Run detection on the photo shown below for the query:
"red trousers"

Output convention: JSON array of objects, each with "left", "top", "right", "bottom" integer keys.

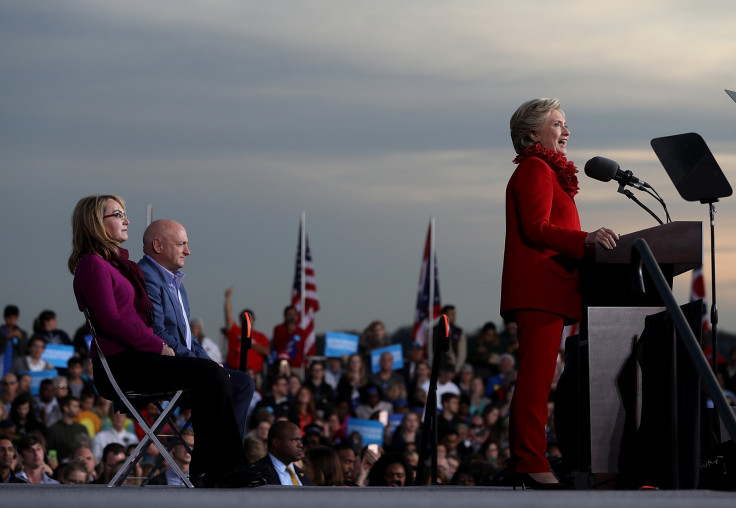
[{"left": 508, "top": 310, "right": 563, "bottom": 473}]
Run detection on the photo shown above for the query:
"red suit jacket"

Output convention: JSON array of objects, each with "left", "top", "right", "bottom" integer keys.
[{"left": 500, "top": 156, "right": 588, "bottom": 323}]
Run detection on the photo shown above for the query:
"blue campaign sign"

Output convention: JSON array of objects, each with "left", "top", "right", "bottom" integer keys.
[
  {"left": 42, "top": 344, "right": 75, "bottom": 368},
  {"left": 387, "top": 413, "right": 403, "bottom": 438},
  {"left": 324, "top": 331, "right": 359, "bottom": 358},
  {"left": 21, "top": 370, "right": 58, "bottom": 396},
  {"left": 346, "top": 418, "right": 384, "bottom": 446},
  {"left": 370, "top": 344, "right": 404, "bottom": 374}
]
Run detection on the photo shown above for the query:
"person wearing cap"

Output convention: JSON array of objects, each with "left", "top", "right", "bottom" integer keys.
[{"left": 355, "top": 384, "right": 393, "bottom": 420}]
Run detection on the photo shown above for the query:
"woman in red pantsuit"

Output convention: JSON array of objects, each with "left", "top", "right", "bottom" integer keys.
[{"left": 500, "top": 98, "right": 618, "bottom": 489}]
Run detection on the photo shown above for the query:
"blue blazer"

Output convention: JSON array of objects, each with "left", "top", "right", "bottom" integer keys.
[{"left": 138, "top": 255, "right": 209, "bottom": 360}]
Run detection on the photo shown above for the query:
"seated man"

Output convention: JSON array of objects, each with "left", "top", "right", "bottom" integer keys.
[
  {"left": 91, "top": 442, "right": 126, "bottom": 485},
  {"left": 92, "top": 410, "right": 139, "bottom": 461},
  {"left": 0, "top": 436, "right": 26, "bottom": 483},
  {"left": 249, "top": 421, "right": 312, "bottom": 486},
  {"left": 45, "top": 395, "right": 91, "bottom": 465},
  {"left": 138, "top": 219, "right": 254, "bottom": 438},
  {"left": 15, "top": 434, "right": 59, "bottom": 484}
]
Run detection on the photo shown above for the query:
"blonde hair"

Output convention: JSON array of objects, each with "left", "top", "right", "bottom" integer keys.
[
  {"left": 509, "top": 98, "right": 563, "bottom": 154},
  {"left": 68, "top": 194, "right": 126, "bottom": 274}
]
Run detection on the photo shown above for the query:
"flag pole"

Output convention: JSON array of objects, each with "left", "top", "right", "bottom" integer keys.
[
  {"left": 146, "top": 204, "right": 153, "bottom": 227},
  {"left": 300, "top": 210, "right": 306, "bottom": 325},
  {"left": 428, "top": 216, "right": 435, "bottom": 364}
]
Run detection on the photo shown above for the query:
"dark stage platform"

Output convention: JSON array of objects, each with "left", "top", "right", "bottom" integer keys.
[{"left": 1, "top": 484, "right": 735, "bottom": 508}]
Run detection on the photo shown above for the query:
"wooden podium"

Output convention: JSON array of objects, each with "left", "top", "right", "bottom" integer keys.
[{"left": 557, "top": 221, "right": 703, "bottom": 488}]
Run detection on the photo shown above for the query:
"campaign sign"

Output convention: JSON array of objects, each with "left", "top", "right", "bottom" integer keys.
[
  {"left": 346, "top": 418, "right": 384, "bottom": 446},
  {"left": 42, "top": 344, "right": 75, "bottom": 368},
  {"left": 370, "top": 344, "right": 404, "bottom": 374},
  {"left": 388, "top": 413, "right": 404, "bottom": 437},
  {"left": 21, "top": 370, "right": 58, "bottom": 396},
  {"left": 324, "top": 331, "right": 359, "bottom": 358}
]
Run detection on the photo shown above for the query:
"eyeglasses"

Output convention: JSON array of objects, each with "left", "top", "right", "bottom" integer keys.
[
  {"left": 2, "top": 380, "right": 17, "bottom": 386},
  {"left": 56, "top": 385, "right": 69, "bottom": 390},
  {"left": 103, "top": 211, "right": 128, "bottom": 220}
]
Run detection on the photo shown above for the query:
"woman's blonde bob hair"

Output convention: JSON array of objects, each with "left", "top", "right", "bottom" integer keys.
[
  {"left": 509, "top": 98, "right": 563, "bottom": 155},
  {"left": 68, "top": 194, "right": 126, "bottom": 274}
]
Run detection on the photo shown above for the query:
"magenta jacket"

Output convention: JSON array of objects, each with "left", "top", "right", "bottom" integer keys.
[{"left": 73, "top": 253, "right": 165, "bottom": 357}]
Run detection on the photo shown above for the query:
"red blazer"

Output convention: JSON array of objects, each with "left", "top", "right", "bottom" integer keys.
[{"left": 500, "top": 156, "right": 588, "bottom": 322}]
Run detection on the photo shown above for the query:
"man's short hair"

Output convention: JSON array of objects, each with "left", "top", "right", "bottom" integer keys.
[
  {"left": 39, "top": 310, "right": 56, "bottom": 324},
  {"left": 67, "top": 357, "right": 83, "bottom": 369},
  {"left": 283, "top": 305, "right": 296, "bottom": 318},
  {"left": 441, "top": 305, "right": 456, "bottom": 314},
  {"left": 17, "top": 434, "right": 44, "bottom": 455},
  {"left": 29, "top": 335, "right": 47, "bottom": 348},
  {"left": 441, "top": 392, "right": 459, "bottom": 405},
  {"left": 59, "top": 395, "right": 79, "bottom": 410},
  {"left": 482, "top": 322, "right": 497, "bottom": 333},
  {"left": 267, "top": 420, "right": 297, "bottom": 446},
  {"left": 4, "top": 305, "right": 19, "bottom": 319},
  {"left": 101, "top": 443, "right": 126, "bottom": 463}
]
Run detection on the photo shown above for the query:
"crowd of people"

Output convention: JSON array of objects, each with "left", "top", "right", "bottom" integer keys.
[{"left": 0, "top": 295, "right": 555, "bottom": 487}]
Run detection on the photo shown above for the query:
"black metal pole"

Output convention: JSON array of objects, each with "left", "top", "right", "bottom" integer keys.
[
  {"left": 239, "top": 311, "right": 252, "bottom": 373},
  {"left": 416, "top": 314, "right": 450, "bottom": 485},
  {"left": 631, "top": 238, "right": 736, "bottom": 447},
  {"left": 708, "top": 202, "right": 719, "bottom": 377}
]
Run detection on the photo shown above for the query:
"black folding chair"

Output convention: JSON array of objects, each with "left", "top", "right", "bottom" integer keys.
[{"left": 84, "top": 309, "right": 194, "bottom": 487}]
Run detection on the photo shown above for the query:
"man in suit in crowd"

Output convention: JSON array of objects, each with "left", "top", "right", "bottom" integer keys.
[
  {"left": 138, "top": 219, "right": 254, "bottom": 438},
  {"left": 250, "top": 420, "right": 312, "bottom": 486}
]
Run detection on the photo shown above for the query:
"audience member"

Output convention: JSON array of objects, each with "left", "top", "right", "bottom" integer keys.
[
  {"left": 189, "top": 318, "right": 223, "bottom": 364},
  {"left": 467, "top": 322, "right": 503, "bottom": 380},
  {"left": 402, "top": 342, "right": 426, "bottom": 386},
  {"left": 92, "top": 442, "right": 126, "bottom": 485},
  {"left": 303, "top": 445, "right": 343, "bottom": 486},
  {"left": 45, "top": 395, "right": 91, "bottom": 465},
  {"left": 272, "top": 306, "right": 306, "bottom": 373},
  {"left": 92, "top": 410, "right": 139, "bottom": 460},
  {"left": 149, "top": 429, "right": 194, "bottom": 486},
  {"left": 323, "top": 357, "right": 343, "bottom": 391},
  {"left": 1, "top": 373, "right": 18, "bottom": 415},
  {"left": 420, "top": 365, "right": 460, "bottom": 412},
  {"left": 9, "top": 393, "right": 46, "bottom": 437},
  {"left": 437, "top": 393, "right": 461, "bottom": 439},
  {"left": 11, "top": 335, "right": 54, "bottom": 374},
  {"left": 291, "top": 386, "right": 318, "bottom": 433},
  {"left": 355, "top": 385, "right": 393, "bottom": 420},
  {"left": 334, "top": 442, "right": 358, "bottom": 486},
  {"left": 34, "top": 378, "right": 61, "bottom": 427},
  {"left": 0, "top": 435, "right": 25, "bottom": 483},
  {"left": 249, "top": 420, "right": 312, "bottom": 485},
  {"left": 66, "top": 357, "right": 94, "bottom": 399},
  {"left": 71, "top": 445, "right": 97, "bottom": 481},
  {"left": 366, "top": 452, "right": 412, "bottom": 486},
  {"left": 358, "top": 321, "right": 391, "bottom": 365},
  {"left": 256, "top": 376, "right": 292, "bottom": 420},
  {"left": 369, "top": 351, "right": 405, "bottom": 396},
  {"left": 337, "top": 353, "right": 368, "bottom": 410},
  {"left": 456, "top": 363, "right": 474, "bottom": 395},
  {"left": 304, "top": 360, "right": 335, "bottom": 417},
  {"left": 60, "top": 458, "right": 91, "bottom": 484},
  {"left": 390, "top": 411, "right": 421, "bottom": 453},
  {"left": 1, "top": 305, "right": 29, "bottom": 373},
  {"left": 34, "top": 310, "right": 72, "bottom": 346},
  {"left": 15, "top": 434, "right": 59, "bottom": 484}
]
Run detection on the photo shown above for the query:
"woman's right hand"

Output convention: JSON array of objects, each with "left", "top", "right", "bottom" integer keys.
[
  {"left": 161, "top": 344, "right": 175, "bottom": 356},
  {"left": 585, "top": 227, "right": 619, "bottom": 250}
]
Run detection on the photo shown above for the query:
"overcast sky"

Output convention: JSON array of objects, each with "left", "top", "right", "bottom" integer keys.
[{"left": 3, "top": 0, "right": 736, "bottom": 350}]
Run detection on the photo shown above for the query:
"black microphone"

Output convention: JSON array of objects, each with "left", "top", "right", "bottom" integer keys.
[{"left": 584, "top": 156, "right": 649, "bottom": 189}]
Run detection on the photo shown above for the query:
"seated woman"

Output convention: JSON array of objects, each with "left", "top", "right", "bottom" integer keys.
[{"left": 68, "top": 194, "right": 253, "bottom": 488}]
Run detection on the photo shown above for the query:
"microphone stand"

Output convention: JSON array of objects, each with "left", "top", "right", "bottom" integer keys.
[
  {"left": 239, "top": 312, "right": 252, "bottom": 373},
  {"left": 416, "top": 314, "right": 449, "bottom": 486},
  {"left": 617, "top": 177, "right": 671, "bottom": 226},
  {"left": 702, "top": 200, "right": 720, "bottom": 376}
]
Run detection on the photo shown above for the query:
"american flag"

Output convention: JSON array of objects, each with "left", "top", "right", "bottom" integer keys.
[
  {"left": 292, "top": 213, "right": 320, "bottom": 361},
  {"left": 413, "top": 219, "right": 441, "bottom": 348},
  {"left": 690, "top": 265, "right": 708, "bottom": 333}
]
